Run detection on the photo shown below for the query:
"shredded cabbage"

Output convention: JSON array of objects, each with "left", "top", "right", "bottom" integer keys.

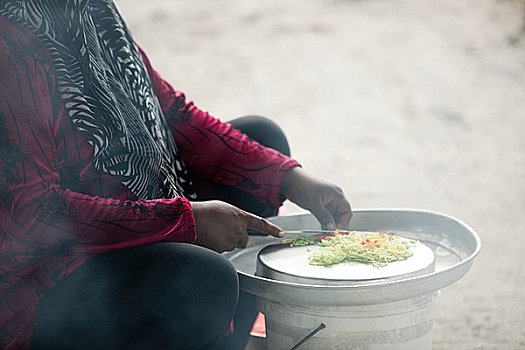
[{"left": 288, "top": 232, "right": 416, "bottom": 268}]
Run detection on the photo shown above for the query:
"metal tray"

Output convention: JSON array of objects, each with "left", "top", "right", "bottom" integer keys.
[{"left": 222, "top": 209, "right": 481, "bottom": 306}]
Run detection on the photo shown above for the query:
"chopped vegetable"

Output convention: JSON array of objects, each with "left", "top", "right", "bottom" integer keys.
[
  {"left": 287, "top": 235, "right": 316, "bottom": 247},
  {"left": 287, "top": 232, "right": 416, "bottom": 268}
]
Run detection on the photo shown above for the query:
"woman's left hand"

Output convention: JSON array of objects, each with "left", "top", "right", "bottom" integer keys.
[{"left": 281, "top": 167, "right": 352, "bottom": 230}]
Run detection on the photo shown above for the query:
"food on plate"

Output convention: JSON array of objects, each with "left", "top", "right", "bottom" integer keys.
[{"left": 285, "top": 231, "right": 416, "bottom": 268}]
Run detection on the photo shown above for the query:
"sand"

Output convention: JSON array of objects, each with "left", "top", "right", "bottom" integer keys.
[{"left": 117, "top": 0, "right": 525, "bottom": 348}]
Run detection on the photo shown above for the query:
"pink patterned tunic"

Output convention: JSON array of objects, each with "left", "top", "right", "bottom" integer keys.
[{"left": 0, "top": 17, "right": 299, "bottom": 349}]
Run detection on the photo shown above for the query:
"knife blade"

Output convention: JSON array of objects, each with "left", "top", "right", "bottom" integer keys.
[{"left": 247, "top": 229, "right": 345, "bottom": 236}]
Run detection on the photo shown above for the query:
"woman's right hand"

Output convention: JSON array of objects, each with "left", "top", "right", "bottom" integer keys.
[{"left": 191, "top": 200, "right": 284, "bottom": 253}]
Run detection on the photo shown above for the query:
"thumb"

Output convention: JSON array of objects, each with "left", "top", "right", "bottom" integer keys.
[{"left": 311, "top": 206, "right": 336, "bottom": 230}]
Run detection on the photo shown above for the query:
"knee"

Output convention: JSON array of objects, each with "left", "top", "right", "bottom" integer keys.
[
  {"left": 229, "top": 115, "right": 291, "bottom": 156},
  {"left": 186, "top": 244, "right": 239, "bottom": 298},
  {"left": 154, "top": 243, "right": 239, "bottom": 313},
  {"left": 138, "top": 243, "right": 239, "bottom": 301},
  {"left": 131, "top": 244, "right": 239, "bottom": 348},
  {"left": 159, "top": 243, "right": 237, "bottom": 287}
]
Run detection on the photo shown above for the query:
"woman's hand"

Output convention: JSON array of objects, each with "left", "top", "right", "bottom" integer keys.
[
  {"left": 281, "top": 167, "right": 352, "bottom": 230},
  {"left": 191, "top": 200, "right": 284, "bottom": 253}
]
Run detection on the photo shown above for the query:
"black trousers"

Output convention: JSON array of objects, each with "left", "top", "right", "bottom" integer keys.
[{"left": 31, "top": 116, "right": 291, "bottom": 350}]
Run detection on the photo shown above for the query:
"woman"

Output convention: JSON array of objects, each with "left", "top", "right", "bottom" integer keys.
[{"left": 0, "top": 1, "right": 352, "bottom": 349}]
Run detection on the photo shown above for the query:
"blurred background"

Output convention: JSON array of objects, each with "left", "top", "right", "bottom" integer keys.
[{"left": 117, "top": 0, "right": 525, "bottom": 349}]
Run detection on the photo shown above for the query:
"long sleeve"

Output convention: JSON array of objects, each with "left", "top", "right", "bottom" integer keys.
[
  {"left": 0, "top": 20, "right": 195, "bottom": 349},
  {"left": 0, "top": 42, "right": 196, "bottom": 254},
  {"left": 140, "top": 49, "right": 301, "bottom": 210}
]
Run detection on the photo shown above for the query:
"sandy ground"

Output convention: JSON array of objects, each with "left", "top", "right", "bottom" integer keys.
[{"left": 117, "top": 0, "right": 525, "bottom": 349}]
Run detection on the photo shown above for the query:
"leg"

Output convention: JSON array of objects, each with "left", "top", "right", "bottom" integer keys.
[{"left": 31, "top": 243, "right": 238, "bottom": 350}]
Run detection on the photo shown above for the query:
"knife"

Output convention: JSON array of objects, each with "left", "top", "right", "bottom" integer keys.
[{"left": 247, "top": 229, "right": 346, "bottom": 236}]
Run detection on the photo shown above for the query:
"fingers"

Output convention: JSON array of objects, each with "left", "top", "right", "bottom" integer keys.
[
  {"left": 313, "top": 190, "right": 352, "bottom": 230},
  {"left": 336, "top": 209, "right": 352, "bottom": 229},
  {"left": 312, "top": 205, "right": 337, "bottom": 230},
  {"left": 333, "top": 197, "right": 353, "bottom": 229},
  {"left": 244, "top": 211, "right": 284, "bottom": 238}
]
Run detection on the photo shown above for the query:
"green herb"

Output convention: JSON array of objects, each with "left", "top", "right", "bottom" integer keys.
[{"left": 287, "top": 235, "right": 316, "bottom": 247}]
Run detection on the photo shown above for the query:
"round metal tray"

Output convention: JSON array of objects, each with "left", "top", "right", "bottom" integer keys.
[{"left": 222, "top": 209, "right": 481, "bottom": 306}]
